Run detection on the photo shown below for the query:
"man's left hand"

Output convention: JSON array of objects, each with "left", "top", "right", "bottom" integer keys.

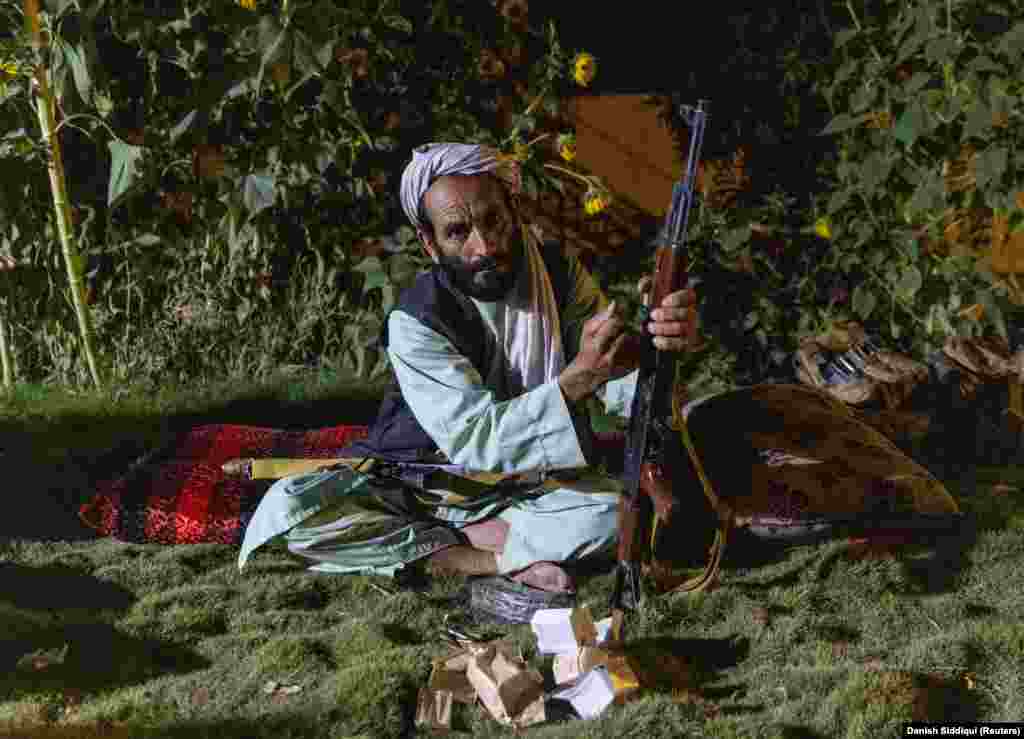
[{"left": 638, "top": 276, "right": 701, "bottom": 352}]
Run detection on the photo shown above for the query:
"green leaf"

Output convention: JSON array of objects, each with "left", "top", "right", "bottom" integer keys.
[
  {"left": 45, "top": 0, "right": 78, "bottom": 14},
  {"left": 893, "top": 103, "right": 927, "bottom": 146},
  {"left": 242, "top": 173, "right": 276, "bottom": 217},
  {"left": 819, "top": 112, "right": 871, "bottom": 136},
  {"left": 290, "top": 30, "right": 322, "bottom": 79},
  {"left": 133, "top": 234, "right": 161, "bottom": 247},
  {"left": 897, "top": 29, "right": 926, "bottom": 61},
  {"left": 169, "top": 111, "right": 198, "bottom": 145},
  {"left": 962, "top": 99, "right": 992, "bottom": 142},
  {"left": 106, "top": 139, "right": 146, "bottom": 208},
  {"left": 828, "top": 188, "right": 850, "bottom": 213},
  {"left": 852, "top": 284, "right": 878, "bottom": 319},
  {"left": 862, "top": 151, "right": 894, "bottom": 192},
  {"left": 382, "top": 14, "right": 413, "bottom": 34},
  {"left": 236, "top": 298, "right": 252, "bottom": 326},
  {"left": 315, "top": 39, "right": 336, "bottom": 69},
  {"left": 906, "top": 177, "right": 944, "bottom": 216},
  {"left": 840, "top": 252, "right": 861, "bottom": 271},
  {"left": 62, "top": 42, "right": 95, "bottom": 108},
  {"left": 897, "top": 265, "right": 923, "bottom": 298},
  {"left": 924, "top": 36, "right": 958, "bottom": 65},
  {"left": 996, "top": 22, "right": 1024, "bottom": 62},
  {"left": 720, "top": 225, "right": 751, "bottom": 253},
  {"left": 849, "top": 85, "right": 876, "bottom": 113},
  {"left": 352, "top": 256, "right": 388, "bottom": 291},
  {"left": 903, "top": 71, "right": 934, "bottom": 95},
  {"left": 380, "top": 284, "right": 396, "bottom": 313},
  {"left": 387, "top": 253, "right": 418, "bottom": 287},
  {"left": 1009, "top": 210, "right": 1024, "bottom": 235},
  {"left": 966, "top": 55, "right": 1003, "bottom": 74},
  {"left": 974, "top": 146, "right": 1008, "bottom": 191},
  {"left": 978, "top": 290, "right": 1008, "bottom": 340},
  {"left": 395, "top": 225, "right": 417, "bottom": 245},
  {"left": 835, "top": 28, "right": 858, "bottom": 47}
]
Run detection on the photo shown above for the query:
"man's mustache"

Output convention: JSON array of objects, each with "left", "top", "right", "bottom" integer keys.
[
  {"left": 470, "top": 256, "right": 502, "bottom": 272},
  {"left": 442, "top": 255, "right": 503, "bottom": 274}
]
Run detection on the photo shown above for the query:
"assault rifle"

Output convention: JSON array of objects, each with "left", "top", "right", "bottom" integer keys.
[{"left": 609, "top": 99, "right": 719, "bottom": 642}]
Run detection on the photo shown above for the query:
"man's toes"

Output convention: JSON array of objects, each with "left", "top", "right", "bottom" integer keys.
[{"left": 509, "top": 562, "right": 575, "bottom": 593}]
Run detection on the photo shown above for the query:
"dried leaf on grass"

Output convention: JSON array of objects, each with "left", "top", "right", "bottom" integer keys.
[
  {"left": 191, "top": 687, "right": 211, "bottom": 706},
  {"left": 751, "top": 607, "right": 771, "bottom": 628},
  {"left": 62, "top": 688, "right": 83, "bottom": 716},
  {"left": 16, "top": 643, "right": 69, "bottom": 671},
  {"left": 262, "top": 680, "right": 304, "bottom": 702},
  {"left": 846, "top": 533, "right": 912, "bottom": 560}
]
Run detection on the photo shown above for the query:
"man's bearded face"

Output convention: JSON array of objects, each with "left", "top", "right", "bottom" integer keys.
[{"left": 419, "top": 174, "right": 525, "bottom": 302}]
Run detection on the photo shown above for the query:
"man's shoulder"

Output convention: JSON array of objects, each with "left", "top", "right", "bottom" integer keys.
[{"left": 395, "top": 265, "right": 449, "bottom": 311}]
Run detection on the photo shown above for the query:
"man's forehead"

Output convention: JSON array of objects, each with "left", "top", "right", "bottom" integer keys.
[{"left": 425, "top": 174, "right": 506, "bottom": 219}]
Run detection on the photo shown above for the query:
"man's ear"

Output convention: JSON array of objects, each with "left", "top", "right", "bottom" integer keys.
[{"left": 417, "top": 229, "right": 438, "bottom": 262}]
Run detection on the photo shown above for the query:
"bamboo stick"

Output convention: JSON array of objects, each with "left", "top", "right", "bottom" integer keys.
[{"left": 24, "top": 0, "right": 103, "bottom": 389}]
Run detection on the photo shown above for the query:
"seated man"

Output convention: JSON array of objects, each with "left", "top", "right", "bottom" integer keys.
[
  {"left": 238, "top": 143, "right": 959, "bottom": 590},
  {"left": 368, "top": 142, "right": 699, "bottom": 592}
]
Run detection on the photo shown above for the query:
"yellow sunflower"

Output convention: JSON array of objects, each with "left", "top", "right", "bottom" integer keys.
[
  {"left": 583, "top": 190, "right": 609, "bottom": 216},
  {"left": 572, "top": 52, "right": 597, "bottom": 87},
  {"left": 557, "top": 133, "right": 577, "bottom": 163}
]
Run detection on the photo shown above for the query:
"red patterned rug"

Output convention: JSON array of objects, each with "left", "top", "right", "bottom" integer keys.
[
  {"left": 79, "top": 424, "right": 371, "bottom": 546},
  {"left": 78, "top": 425, "right": 628, "bottom": 547}
]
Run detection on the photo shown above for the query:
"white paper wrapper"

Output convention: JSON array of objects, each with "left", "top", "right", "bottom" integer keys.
[
  {"left": 531, "top": 605, "right": 598, "bottom": 654},
  {"left": 550, "top": 666, "right": 615, "bottom": 719}
]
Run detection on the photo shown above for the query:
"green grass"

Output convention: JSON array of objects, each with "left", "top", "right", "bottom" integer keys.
[{"left": 1, "top": 373, "right": 1023, "bottom": 738}]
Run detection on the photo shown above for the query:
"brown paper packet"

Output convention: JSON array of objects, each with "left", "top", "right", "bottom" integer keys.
[
  {"left": 465, "top": 643, "right": 546, "bottom": 727},
  {"left": 415, "top": 687, "right": 453, "bottom": 731},
  {"left": 429, "top": 651, "right": 476, "bottom": 704}
]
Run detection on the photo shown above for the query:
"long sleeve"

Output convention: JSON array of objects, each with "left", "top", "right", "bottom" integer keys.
[
  {"left": 387, "top": 309, "right": 588, "bottom": 474},
  {"left": 558, "top": 250, "right": 638, "bottom": 418}
]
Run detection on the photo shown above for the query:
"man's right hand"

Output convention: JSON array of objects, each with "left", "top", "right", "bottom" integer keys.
[{"left": 559, "top": 301, "right": 641, "bottom": 404}]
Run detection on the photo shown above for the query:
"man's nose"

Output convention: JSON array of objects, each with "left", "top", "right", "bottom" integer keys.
[{"left": 467, "top": 226, "right": 504, "bottom": 259}]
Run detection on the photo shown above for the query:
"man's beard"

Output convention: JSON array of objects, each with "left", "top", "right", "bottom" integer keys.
[{"left": 438, "top": 233, "right": 525, "bottom": 302}]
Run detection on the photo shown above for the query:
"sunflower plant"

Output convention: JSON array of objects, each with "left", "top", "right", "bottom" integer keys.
[
  {"left": 647, "top": 0, "right": 1024, "bottom": 392},
  {"left": 0, "top": 0, "right": 619, "bottom": 388},
  {"left": 814, "top": 0, "right": 1024, "bottom": 356}
]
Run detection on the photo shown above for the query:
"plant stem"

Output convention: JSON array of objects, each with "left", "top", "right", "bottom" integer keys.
[
  {"left": 53, "top": 112, "right": 125, "bottom": 143},
  {"left": 25, "top": 0, "right": 103, "bottom": 389},
  {"left": 0, "top": 301, "right": 12, "bottom": 389},
  {"left": 522, "top": 88, "right": 547, "bottom": 118},
  {"left": 845, "top": 0, "right": 884, "bottom": 63},
  {"left": 542, "top": 162, "right": 593, "bottom": 188}
]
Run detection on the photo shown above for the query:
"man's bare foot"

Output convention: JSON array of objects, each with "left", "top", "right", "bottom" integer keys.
[
  {"left": 425, "top": 545, "right": 498, "bottom": 576},
  {"left": 509, "top": 561, "right": 574, "bottom": 593}
]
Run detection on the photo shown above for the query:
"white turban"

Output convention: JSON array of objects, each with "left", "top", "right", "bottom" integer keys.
[{"left": 399, "top": 142, "right": 522, "bottom": 230}]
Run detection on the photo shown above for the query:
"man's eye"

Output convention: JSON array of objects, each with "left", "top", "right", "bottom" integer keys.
[{"left": 448, "top": 225, "right": 469, "bottom": 240}]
